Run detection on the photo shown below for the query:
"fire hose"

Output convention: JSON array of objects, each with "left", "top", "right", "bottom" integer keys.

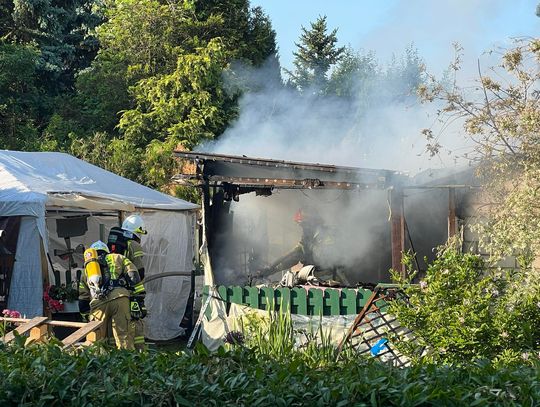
[{"left": 136, "top": 271, "right": 213, "bottom": 349}]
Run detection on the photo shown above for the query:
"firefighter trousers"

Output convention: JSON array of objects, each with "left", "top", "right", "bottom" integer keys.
[
  {"left": 130, "top": 319, "right": 145, "bottom": 351},
  {"left": 91, "top": 296, "right": 134, "bottom": 350}
]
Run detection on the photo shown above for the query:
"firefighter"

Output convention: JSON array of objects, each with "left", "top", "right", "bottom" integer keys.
[
  {"left": 107, "top": 214, "right": 147, "bottom": 350},
  {"left": 259, "top": 207, "right": 329, "bottom": 276},
  {"left": 78, "top": 241, "right": 141, "bottom": 350}
]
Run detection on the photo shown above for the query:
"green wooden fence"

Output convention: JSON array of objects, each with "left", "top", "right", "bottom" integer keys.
[{"left": 202, "top": 285, "right": 374, "bottom": 317}]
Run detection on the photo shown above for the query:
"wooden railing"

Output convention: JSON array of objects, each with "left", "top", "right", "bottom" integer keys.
[
  {"left": 0, "top": 316, "right": 103, "bottom": 348},
  {"left": 203, "top": 285, "right": 375, "bottom": 317}
]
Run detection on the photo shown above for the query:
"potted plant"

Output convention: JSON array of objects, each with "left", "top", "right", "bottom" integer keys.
[{"left": 44, "top": 283, "right": 79, "bottom": 313}]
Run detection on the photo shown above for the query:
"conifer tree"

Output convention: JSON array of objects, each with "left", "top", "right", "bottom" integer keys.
[{"left": 287, "top": 16, "right": 345, "bottom": 93}]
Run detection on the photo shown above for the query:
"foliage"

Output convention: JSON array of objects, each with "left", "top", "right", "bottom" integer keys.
[
  {"left": 59, "top": 0, "right": 278, "bottom": 191},
  {"left": 43, "top": 283, "right": 78, "bottom": 312},
  {"left": 118, "top": 38, "right": 233, "bottom": 187},
  {"left": 4, "top": 0, "right": 102, "bottom": 93},
  {"left": 419, "top": 38, "right": 540, "bottom": 261},
  {"left": 327, "top": 44, "right": 425, "bottom": 110},
  {"left": 0, "top": 341, "right": 539, "bottom": 405},
  {"left": 390, "top": 246, "right": 540, "bottom": 365},
  {"left": 0, "top": 309, "right": 21, "bottom": 338},
  {"left": 286, "top": 15, "right": 345, "bottom": 93},
  {"left": 0, "top": 42, "right": 42, "bottom": 150},
  {"left": 232, "top": 307, "right": 339, "bottom": 370}
]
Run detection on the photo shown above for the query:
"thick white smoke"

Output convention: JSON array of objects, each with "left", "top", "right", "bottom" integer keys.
[{"left": 198, "top": 42, "right": 494, "bottom": 285}]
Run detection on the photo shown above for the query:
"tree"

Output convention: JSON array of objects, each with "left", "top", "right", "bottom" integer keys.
[
  {"left": 327, "top": 47, "right": 377, "bottom": 98},
  {"left": 67, "top": 0, "right": 279, "bottom": 191},
  {"left": 118, "top": 39, "right": 233, "bottom": 186},
  {"left": 6, "top": 0, "right": 102, "bottom": 93},
  {"left": 419, "top": 39, "right": 540, "bottom": 262},
  {"left": 0, "top": 42, "right": 42, "bottom": 150},
  {"left": 286, "top": 16, "right": 345, "bottom": 93}
]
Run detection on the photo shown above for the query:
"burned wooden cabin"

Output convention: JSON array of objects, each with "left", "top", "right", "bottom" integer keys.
[{"left": 174, "top": 151, "right": 474, "bottom": 288}]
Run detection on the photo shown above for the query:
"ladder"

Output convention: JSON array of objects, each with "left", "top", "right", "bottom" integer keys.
[
  {"left": 0, "top": 316, "right": 104, "bottom": 349},
  {"left": 336, "top": 286, "right": 422, "bottom": 367}
]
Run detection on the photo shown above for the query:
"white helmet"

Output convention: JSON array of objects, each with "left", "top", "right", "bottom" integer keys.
[
  {"left": 122, "top": 214, "right": 147, "bottom": 236},
  {"left": 90, "top": 240, "right": 110, "bottom": 253}
]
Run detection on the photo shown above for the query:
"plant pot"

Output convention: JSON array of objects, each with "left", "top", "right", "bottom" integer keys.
[{"left": 61, "top": 301, "right": 79, "bottom": 313}]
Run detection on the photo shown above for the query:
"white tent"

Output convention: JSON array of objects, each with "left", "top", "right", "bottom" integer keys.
[{"left": 0, "top": 150, "right": 198, "bottom": 340}]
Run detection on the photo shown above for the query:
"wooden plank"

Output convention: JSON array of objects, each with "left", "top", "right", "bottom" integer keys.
[
  {"left": 86, "top": 327, "right": 103, "bottom": 344},
  {"left": 308, "top": 288, "right": 323, "bottom": 316},
  {"left": 292, "top": 288, "right": 307, "bottom": 315},
  {"left": 341, "top": 289, "right": 356, "bottom": 315},
  {"left": 46, "top": 320, "right": 88, "bottom": 328},
  {"left": 26, "top": 325, "right": 48, "bottom": 345},
  {"left": 391, "top": 188, "right": 405, "bottom": 277},
  {"left": 261, "top": 287, "right": 274, "bottom": 311},
  {"left": 448, "top": 187, "right": 456, "bottom": 238},
  {"left": 246, "top": 286, "right": 259, "bottom": 309},
  {"left": 2, "top": 317, "right": 49, "bottom": 343},
  {"left": 325, "top": 289, "right": 340, "bottom": 316},
  {"left": 62, "top": 320, "right": 103, "bottom": 348},
  {"left": 357, "top": 289, "right": 373, "bottom": 310},
  {"left": 0, "top": 317, "right": 28, "bottom": 324},
  {"left": 217, "top": 286, "right": 228, "bottom": 304},
  {"left": 231, "top": 286, "right": 243, "bottom": 305},
  {"left": 276, "top": 287, "right": 291, "bottom": 312}
]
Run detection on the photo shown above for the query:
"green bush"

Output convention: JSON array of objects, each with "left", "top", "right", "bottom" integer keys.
[
  {"left": 0, "top": 341, "right": 538, "bottom": 406},
  {"left": 390, "top": 246, "right": 540, "bottom": 365}
]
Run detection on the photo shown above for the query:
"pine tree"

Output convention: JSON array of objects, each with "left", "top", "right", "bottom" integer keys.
[{"left": 287, "top": 16, "right": 345, "bottom": 93}]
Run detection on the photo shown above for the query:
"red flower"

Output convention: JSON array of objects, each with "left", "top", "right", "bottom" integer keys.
[{"left": 43, "top": 285, "right": 65, "bottom": 312}]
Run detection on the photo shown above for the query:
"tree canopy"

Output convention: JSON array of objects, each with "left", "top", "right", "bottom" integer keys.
[
  {"left": 420, "top": 39, "right": 540, "bottom": 263},
  {"left": 286, "top": 15, "right": 345, "bottom": 93},
  {"left": 0, "top": 1, "right": 425, "bottom": 196}
]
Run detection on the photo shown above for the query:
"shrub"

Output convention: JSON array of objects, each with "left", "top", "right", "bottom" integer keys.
[
  {"left": 390, "top": 246, "right": 540, "bottom": 365},
  {"left": 0, "top": 341, "right": 539, "bottom": 405}
]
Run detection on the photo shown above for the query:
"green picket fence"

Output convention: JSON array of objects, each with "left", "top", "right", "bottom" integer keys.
[{"left": 202, "top": 285, "right": 374, "bottom": 317}]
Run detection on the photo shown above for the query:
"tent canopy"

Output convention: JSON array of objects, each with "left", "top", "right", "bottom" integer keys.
[
  {"left": 0, "top": 150, "right": 198, "bottom": 340},
  {"left": 0, "top": 150, "right": 198, "bottom": 214}
]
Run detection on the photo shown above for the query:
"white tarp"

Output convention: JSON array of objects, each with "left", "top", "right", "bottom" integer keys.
[
  {"left": 0, "top": 150, "right": 198, "bottom": 340},
  {"left": 0, "top": 150, "right": 198, "bottom": 212},
  {"left": 7, "top": 216, "right": 43, "bottom": 317}
]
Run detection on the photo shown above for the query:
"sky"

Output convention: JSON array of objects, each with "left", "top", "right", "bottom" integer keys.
[
  {"left": 251, "top": 0, "right": 540, "bottom": 76},
  {"left": 206, "top": 1, "right": 540, "bottom": 173}
]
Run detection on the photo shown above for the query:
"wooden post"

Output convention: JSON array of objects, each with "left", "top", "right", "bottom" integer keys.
[
  {"left": 390, "top": 188, "right": 405, "bottom": 277},
  {"left": 26, "top": 324, "right": 48, "bottom": 345},
  {"left": 448, "top": 188, "right": 456, "bottom": 238}
]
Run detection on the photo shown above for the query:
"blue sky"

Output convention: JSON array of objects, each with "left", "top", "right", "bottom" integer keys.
[{"left": 251, "top": 0, "right": 540, "bottom": 75}]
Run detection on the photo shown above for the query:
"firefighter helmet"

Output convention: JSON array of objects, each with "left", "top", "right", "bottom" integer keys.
[
  {"left": 90, "top": 240, "right": 110, "bottom": 254},
  {"left": 122, "top": 214, "right": 147, "bottom": 236}
]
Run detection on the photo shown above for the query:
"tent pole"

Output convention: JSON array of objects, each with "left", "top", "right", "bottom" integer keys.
[{"left": 117, "top": 211, "right": 124, "bottom": 227}]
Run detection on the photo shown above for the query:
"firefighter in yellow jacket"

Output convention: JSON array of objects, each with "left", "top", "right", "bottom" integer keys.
[
  {"left": 109, "top": 214, "right": 147, "bottom": 350},
  {"left": 78, "top": 241, "right": 141, "bottom": 350}
]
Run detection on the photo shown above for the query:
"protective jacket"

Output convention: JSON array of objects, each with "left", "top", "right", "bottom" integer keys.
[
  {"left": 79, "top": 253, "right": 140, "bottom": 309},
  {"left": 79, "top": 253, "right": 140, "bottom": 350}
]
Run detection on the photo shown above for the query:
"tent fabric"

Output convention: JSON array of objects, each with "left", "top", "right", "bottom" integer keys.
[
  {"left": 142, "top": 211, "right": 195, "bottom": 340},
  {"left": 0, "top": 150, "right": 198, "bottom": 340},
  {"left": 46, "top": 212, "right": 196, "bottom": 340},
  {"left": 0, "top": 150, "right": 198, "bottom": 212},
  {"left": 7, "top": 217, "right": 43, "bottom": 316}
]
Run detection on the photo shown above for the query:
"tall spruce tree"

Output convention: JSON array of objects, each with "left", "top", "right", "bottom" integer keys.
[{"left": 287, "top": 16, "right": 345, "bottom": 93}]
